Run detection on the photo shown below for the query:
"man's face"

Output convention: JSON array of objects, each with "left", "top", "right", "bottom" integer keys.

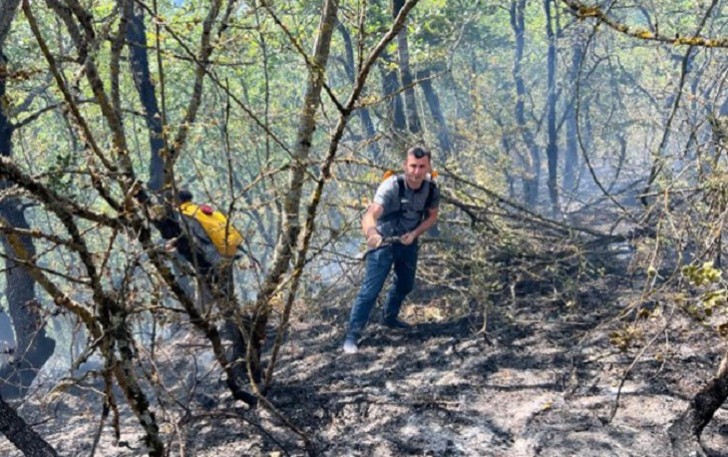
[{"left": 403, "top": 153, "right": 431, "bottom": 189}]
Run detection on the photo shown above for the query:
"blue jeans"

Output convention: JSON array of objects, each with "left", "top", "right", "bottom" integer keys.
[{"left": 346, "top": 242, "right": 418, "bottom": 341}]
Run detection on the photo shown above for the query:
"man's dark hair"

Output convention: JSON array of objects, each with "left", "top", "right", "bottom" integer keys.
[
  {"left": 407, "top": 145, "right": 431, "bottom": 160},
  {"left": 177, "top": 189, "right": 193, "bottom": 203}
]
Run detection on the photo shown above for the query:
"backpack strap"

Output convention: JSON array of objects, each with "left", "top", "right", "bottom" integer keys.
[
  {"left": 378, "top": 175, "right": 406, "bottom": 224},
  {"left": 424, "top": 180, "right": 437, "bottom": 211},
  {"left": 418, "top": 179, "right": 437, "bottom": 223}
]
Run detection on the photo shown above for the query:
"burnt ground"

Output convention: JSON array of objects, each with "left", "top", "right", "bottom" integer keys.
[{"left": 2, "top": 267, "right": 728, "bottom": 457}]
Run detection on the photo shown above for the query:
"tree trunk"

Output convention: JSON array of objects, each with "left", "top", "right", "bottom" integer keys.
[
  {"left": 563, "top": 28, "right": 585, "bottom": 193},
  {"left": 449, "top": 62, "right": 474, "bottom": 122},
  {"left": 0, "top": 296, "right": 55, "bottom": 399},
  {"left": 392, "top": 0, "right": 420, "bottom": 134},
  {"left": 124, "top": 0, "right": 165, "bottom": 192},
  {"left": 544, "top": 0, "right": 559, "bottom": 216},
  {"left": 337, "top": 21, "right": 380, "bottom": 159},
  {"left": 668, "top": 349, "right": 728, "bottom": 457},
  {"left": 0, "top": 395, "right": 58, "bottom": 457},
  {"left": 417, "top": 68, "right": 452, "bottom": 157},
  {"left": 510, "top": 0, "right": 540, "bottom": 207},
  {"left": 379, "top": 51, "right": 407, "bottom": 133},
  {"left": 0, "top": 312, "right": 11, "bottom": 350},
  {"left": 0, "top": 1, "right": 55, "bottom": 399},
  {"left": 250, "top": 0, "right": 340, "bottom": 386}
]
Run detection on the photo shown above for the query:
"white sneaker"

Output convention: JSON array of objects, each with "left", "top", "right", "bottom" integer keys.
[{"left": 343, "top": 339, "right": 358, "bottom": 354}]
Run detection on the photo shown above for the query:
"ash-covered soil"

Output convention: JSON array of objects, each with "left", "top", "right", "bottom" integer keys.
[{"left": 3, "top": 275, "right": 728, "bottom": 457}]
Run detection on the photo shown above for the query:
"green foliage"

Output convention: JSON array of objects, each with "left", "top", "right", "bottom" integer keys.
[
  {"left": 679, "top": 261, "right": 727, "bottom": 322},
  {"left": 682, "top": 261, "right": 722, "bottom": 287}
]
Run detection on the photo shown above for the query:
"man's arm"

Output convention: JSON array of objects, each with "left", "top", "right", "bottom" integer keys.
[
  {"left": 401, "top": 207, "right": 438, "bottom": 245},
  {"left": 362, "top": 203, "right": 384, "bottom": 248}
]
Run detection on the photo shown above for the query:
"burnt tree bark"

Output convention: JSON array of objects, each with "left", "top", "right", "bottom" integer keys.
[
  {"left": 668, "top": 350, "right": 728, "bottom": 457},
  {"left": 0, "top": 395, "right": 58, "bottom": 457}
]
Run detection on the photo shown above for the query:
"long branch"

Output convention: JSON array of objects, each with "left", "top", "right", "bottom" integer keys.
[{"left": 561, "top": 0, "right": 728, "bottom": 48}]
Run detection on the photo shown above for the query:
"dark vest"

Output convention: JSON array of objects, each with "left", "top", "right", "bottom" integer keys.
[{"left": 376, "top": 175, "right": 437, "bottom": 237}]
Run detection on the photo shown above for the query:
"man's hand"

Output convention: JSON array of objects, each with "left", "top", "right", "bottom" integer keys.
[
  {"left": 400, "top": 231, "right": 417, "bottom": 245},
  {"left": 366, "top": 228, "right": 383, "bottom": 249}
]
